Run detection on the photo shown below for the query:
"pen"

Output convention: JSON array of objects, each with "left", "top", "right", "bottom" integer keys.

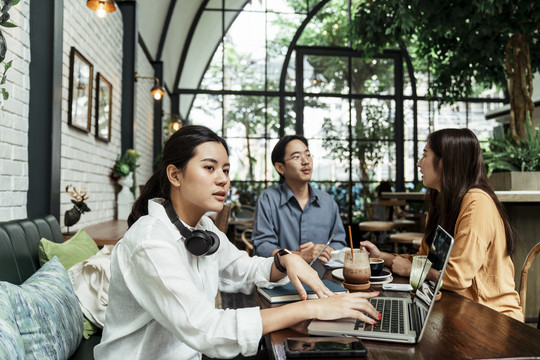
[{"left": 309, "top": 234, "right": 335, "bottom": 266}]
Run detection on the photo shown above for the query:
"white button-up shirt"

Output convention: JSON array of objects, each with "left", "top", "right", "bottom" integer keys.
[{"left": 94, "top": 198, "right": 286, "bottom": 359}]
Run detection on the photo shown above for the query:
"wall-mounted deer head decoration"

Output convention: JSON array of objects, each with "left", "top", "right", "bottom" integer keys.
[{"left": 64, "top": 185, "right": 91, "bottom": 229}]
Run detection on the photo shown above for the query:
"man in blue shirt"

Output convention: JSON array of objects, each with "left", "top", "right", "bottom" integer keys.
[{"left": 252, "top": 135, "right": 347, "bottom": 263}]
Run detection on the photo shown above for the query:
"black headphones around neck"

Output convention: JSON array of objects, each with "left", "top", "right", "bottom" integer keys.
[{"left": 163, "top": 199, "right": 220, "bottom": 256}]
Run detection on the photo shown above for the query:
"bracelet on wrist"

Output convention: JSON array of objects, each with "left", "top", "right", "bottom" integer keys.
[{"left": 273, "top": 248, "right": 292, "bottom": 274}]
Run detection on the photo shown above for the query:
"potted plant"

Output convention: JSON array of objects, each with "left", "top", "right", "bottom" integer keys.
[
  {"left": 110, "top": 149, "right": 141, "bottom": 199},
  {"left": 348, "top": 0, "right": 540, "bottom": 142},
  {"left": 483, "top": 123, "right": 540, "bottom": 190}
]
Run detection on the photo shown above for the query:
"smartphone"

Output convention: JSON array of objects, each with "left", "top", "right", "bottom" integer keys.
[
  {"left": 284, "top": 336, "right": 367, "bottom": 358},
  {"left": 382, "top": 283, "right": 413, "bottom": 291}
]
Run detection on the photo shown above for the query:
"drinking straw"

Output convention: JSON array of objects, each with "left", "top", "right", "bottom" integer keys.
[{"left": 348, "top": 225, "right": 354, "bottom": 258}]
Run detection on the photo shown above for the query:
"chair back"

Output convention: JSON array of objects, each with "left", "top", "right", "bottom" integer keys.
[
  {"left": 519, "top": 241, "right": 540, "bottom": 319},
  {"left": 214, "top": 204, "right": 231, "bottom": 233},
  {"left": 241, "top": 229, "right": 253, "bottom": 256}
]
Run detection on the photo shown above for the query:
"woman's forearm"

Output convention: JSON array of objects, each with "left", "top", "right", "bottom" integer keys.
[{"left": 260, "top": 301, "right": 314, "bottom": 335}]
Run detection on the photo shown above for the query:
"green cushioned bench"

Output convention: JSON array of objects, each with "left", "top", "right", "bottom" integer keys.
[{"left": 0, "top": 215, "right": 101, "bottom": 360}]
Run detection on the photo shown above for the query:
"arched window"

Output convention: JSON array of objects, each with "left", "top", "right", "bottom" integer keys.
[{"left": 177, "top": 0, "right": 505, "bottom": 224}]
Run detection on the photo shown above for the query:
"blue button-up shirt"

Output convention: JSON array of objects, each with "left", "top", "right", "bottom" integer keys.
[{"left": 252, "top": 183, "right": 347, "bottom": 257}]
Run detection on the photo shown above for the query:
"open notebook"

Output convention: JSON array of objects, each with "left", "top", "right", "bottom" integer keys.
[{"left": 308, "top": 225, "right": 454, "bottom": 343}]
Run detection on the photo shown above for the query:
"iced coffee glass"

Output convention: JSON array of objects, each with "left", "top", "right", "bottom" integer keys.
[{"left": 343, "top": 248, "right": 371, "bottom": 284}]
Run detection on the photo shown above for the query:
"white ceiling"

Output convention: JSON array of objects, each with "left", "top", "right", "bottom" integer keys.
[{"left": 137, "top": 0, "right": 205, "bottom": 92}]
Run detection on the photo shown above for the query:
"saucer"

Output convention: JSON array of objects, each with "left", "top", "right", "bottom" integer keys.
[
  {"left": 370, "top": 269, "right": 392, "bottom": 281},
  {"left": 343, "top": 281, "right": 371, "bottom": 292},
  {"left": 332, "top": 268, "right": 393, "bottom": 283},
  {"left": 331, "top": 268, "right": 344, "bottom": 281},
  {"left": 370, "top": 275, "right": 393, "bottom": 285}
]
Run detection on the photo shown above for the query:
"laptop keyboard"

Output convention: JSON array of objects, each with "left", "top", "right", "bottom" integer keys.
[{"left": 354, "top": 298, "right": 405, "bottom": 334}]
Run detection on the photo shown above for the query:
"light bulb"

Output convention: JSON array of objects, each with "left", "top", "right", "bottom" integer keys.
[
  {"left": 153, "top": 92, "right": 162, "bottom": 101},
  {"left": 96, "top": 3, "right": 107, "bottom": 18}
]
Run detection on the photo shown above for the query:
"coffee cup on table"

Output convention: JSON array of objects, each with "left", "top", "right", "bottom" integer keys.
[{"left": 369, "top": 258, "right": 385, "bottom": 276}]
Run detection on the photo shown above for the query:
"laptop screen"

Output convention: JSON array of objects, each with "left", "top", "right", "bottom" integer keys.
[{"left": 413, "top": 225, "right": 454, "bottom": 339}]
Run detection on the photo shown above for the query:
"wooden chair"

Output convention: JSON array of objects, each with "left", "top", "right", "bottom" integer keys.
[
  {"left": 519, "top": 241, "right": 540, "bottom": 328},
  {"left": 358, "top": 221, "right": 394, "bottom": 250},
  {"left": 389, "top": 232, "right": 424, "bottom": 254},
  {"left": 240, "top": 228, "right": 253, "bottom": 256},
  {"left": 214, "top": 204, "right": 231, "bottom": 233}
]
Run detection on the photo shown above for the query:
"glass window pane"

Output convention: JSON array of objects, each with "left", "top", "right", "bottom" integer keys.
[
  {"left": 310, "top": 139, "right": 351, "bottom": 182},
  {"left": 190, "top": 94, "right": 223, "bottom": 135},
  {"left": 351, "top": 99, "right": 394, "bottom": 141},
  {"left": 303, "top": 55, "right": 349, "bottom": 94},
  {"left": 352, "top": 140, "right": 396, "bottom": 182},
  {"left": 351, "top": 58, "right": 395, "bottom": 95},
  {"left": 468, "top": 101, "right": 504, "bottom": 140},
  {"left": 432, "top": 101, "right": 467, "bottom": 130},
  {"left": 223, "top": 11, "right": 266, "bottom": 91},
  {"left": 226, "top": 137, "right": 271, "bottom": 181},
  {"left": 226, "top": 0, "right": 264, "bottom": 11},
  {"left": 224, "top": 95, "right": 266, "bottom": 138},
  {"left": 404, "top": 139, "right": 417, "bottom": 183},
  {"left": 283, "top": 96, "right": 297, "bottom": 135},
  {"left": 267, "top": 12, "right": 304, "bottom": 91},
  {"left": 298, "top": 1, "right": 349, "bottom": 47},
  {"left": 266, "top": 96, "right": 287, "bottom": 138},
  {"left": 304, "top": 96, "right": 350, "bottom": 139},
  {"left": 267, "top": 0, "right": 307, "bottom": 13},
  {"left": 200, "top": 43, "right": 223, "bottom": 90}
]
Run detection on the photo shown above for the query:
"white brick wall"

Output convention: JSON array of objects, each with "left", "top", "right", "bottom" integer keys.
[
  {"left": 60, "top": 1, "right": 124, "bottom": 230},
  {"left": 0, "top": 2, "right": 167, "bottom": 226},
  {"left": 0, "top": 1, "right": 31, "bottom": 221},
  {"left": 134, "top": 46, "right": 156, "bottom": 190}
]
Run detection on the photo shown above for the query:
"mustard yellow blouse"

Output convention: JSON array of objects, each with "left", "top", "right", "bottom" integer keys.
[{"left": 415, "top": 188, "right": 523, "bottom": 321}]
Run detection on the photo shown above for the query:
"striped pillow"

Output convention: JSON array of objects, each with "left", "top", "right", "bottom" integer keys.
[{"left": 0, "top": 256, "right": 83, "bottom": 360}]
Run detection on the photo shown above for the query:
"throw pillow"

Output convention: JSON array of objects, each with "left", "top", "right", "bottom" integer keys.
[
  {"left": 0, "top": 290, "right": 25, "bottom": 359},
  {"left": 38, "top": 228, "right": 99, "bottom": 270},
  {"left": 0, "top": 256, "right": 83, "bottom": 360}
]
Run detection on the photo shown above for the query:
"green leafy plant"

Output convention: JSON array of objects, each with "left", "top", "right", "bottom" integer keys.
[
  {"left": 349, "top": 0, "right": 540, "bottom": 142},
  {"left": 483, "top": 125, "right": 540, "bottom": 177},
  {"left": 110, "top": 149, "right": 141, "bottom": 199},
  {"left": 0, "top": 0, "right": 19, "bottom": 106}
]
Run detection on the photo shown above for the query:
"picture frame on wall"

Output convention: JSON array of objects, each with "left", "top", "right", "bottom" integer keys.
[
  {"left": 95, "top": 73, "right": 112, "bottom": 142},
  {"left": 68, "top": 47, "right": 93, "bottom": 132}
]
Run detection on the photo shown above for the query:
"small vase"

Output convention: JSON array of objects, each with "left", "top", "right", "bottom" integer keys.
[{"left": 117, "top": 173, "right": 134, "bottom": 220}]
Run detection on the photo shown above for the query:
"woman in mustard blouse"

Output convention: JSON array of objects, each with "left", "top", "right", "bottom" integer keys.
[{"left": 362, "top": 128, "right": 523, "bottom": 321}]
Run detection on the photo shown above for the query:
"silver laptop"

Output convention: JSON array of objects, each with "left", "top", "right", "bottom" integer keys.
[{"left": 308, "top": 225, "right": 454, "bottom": 344}]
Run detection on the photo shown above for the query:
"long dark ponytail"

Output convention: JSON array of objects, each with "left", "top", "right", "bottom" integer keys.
[{"left": 127, "top": 125, "right": 229, "bottom": 227}]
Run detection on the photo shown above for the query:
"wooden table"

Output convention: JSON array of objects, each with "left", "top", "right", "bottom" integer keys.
[
  {"left": 83, "top": 220, "right": 128, "bottom": 247},
  {"left": 262, "top": 276, "right": 540, "bottom": 360}
]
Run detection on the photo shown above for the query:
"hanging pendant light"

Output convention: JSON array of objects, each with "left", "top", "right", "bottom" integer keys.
[{"left": 87, "top": 0, "right": 116, "bottom": 18}]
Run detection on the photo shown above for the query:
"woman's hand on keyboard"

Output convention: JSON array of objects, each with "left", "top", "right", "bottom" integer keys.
[{"left": 310, "top": 291, "right": 381, "bottom": 325}]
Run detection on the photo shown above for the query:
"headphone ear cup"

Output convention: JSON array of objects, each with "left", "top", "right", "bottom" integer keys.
[
  {"left": 205, "top": 231, "right": 220, "bottom": 255},
  {"left": 185, "top": 230, "right": 220, "bottom": 256}
]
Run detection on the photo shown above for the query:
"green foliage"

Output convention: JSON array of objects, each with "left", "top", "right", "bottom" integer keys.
[
  {"left": 483, "top": 125, "right": 540, "bottom": 176},
  {"left": 110, "top": 149, "right": 141, "bottom": 199},
  {"left": 321, "top": 101, "right": 394, "bottom": 181},
  {"left": 349, "top": 0, "right": 540, "bottom": 105},
  {"left": 0, "top": 0, "right": 17, "bottom": 107}
]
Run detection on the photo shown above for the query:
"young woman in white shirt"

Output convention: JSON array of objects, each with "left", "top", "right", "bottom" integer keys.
[{"left": 95, "top": 125, "right": 380, "bottom": 360}]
